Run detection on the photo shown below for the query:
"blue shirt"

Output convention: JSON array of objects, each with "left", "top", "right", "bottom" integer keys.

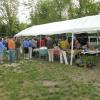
[
  {"left": 0, "top": 41, "right": 5, "bottom": 53},
  {"left": 29, "top": 40, "right": 33, "bottom": 47},
  {"left": 2, "top": 40, "right": 7, "bottom": 47},
  {"left": 23, "top": 40, "right": 29, "bottom": 48}
]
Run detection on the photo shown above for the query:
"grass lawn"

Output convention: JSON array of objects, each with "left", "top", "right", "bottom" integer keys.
[{"left": 0, "top": 59, "right": 100, "bottom": 100}]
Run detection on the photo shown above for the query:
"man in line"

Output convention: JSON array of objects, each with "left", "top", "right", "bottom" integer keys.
[
  {"left": 29, "top": 38, "right": 33, "bottom": 59},
  {"left": 23, "top": 38, "right": 29, "bottom": 59},
  {"left": 8, "top": 36, "right": 16, "bottom": 64},
  {"left": 15, "top": 38, "right": 21, "bottom": 60},
  {"left": 59, "top": 37, "right": 69, "bottom": 65},
  {"left": 0, "top": 38, "right": 5, "bottom": 64},
  {"left": 46, "top": 37, "right": 54, "bottom": 62}
]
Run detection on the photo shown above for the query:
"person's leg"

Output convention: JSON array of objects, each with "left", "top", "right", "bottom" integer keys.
[
  {"left": 62, "top": 50, "right": 68, "bottom": 65},
  {"left": 25, "top": 48, "right": 29, "bottom": 59},
  {"left": 51, "top": 49, "right": 54, "bottom": 62},
  {"left": 50, "top": 50, "right": 52, "bottom": 62},
  {"left": 9, "top": 50, "right": 12, "bottom": 64},
  {"left": 16, "top": 48, "right": 20, "bottom": 60},
  {"left": 7, "top": 50, "right": 9, "bottom": 61},
  {"left": 23, "top": 48, "right": 25, "bottom": 59},
  {"left": 48, "top": 49, "right": 51, "bottom": 62},
  {"left": 22, "top": 47, "right": 24, "bottom": 59},
  {"left": 18, "top": 48, "right": 20, "bottom": 60},
  {"left": 29, "top": 47, "right": 31, "bottom": 59},
  {"left": 1, "top": 52, "right": 4, "bottom": 63},
  {"left": 24, "top": 48, "right": 27, "bottom": 59},
  {"left": 12, "top": 50, "right": 16, "bottom": 63},
  {"left": 10, "top": 50, "right": 15, "bottom": 63},
  {"left": 49, "top": 49, "right": 53, "bottom": 62},
  {"left": 24, "top": 54, "right": 27, "bottom": 59},
  {"left": 60, "top": 50, "right": 63, "bottom": 64},
  {"left": 0, "top": 53, "right": 3, "bottom": 63},
  {"left": 29, "top": 47, "right": 32, "bottom": 59},
  {"left": 16, "top": 48, "right": 18, "bottom": 60}
]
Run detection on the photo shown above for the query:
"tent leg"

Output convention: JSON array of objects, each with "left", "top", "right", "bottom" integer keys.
[
  {"left": 70, "top": 33, "right": 74, "bottom": 65},
  {"left": 40, "top": 35, "right": 41, "bottom": 48},
  {"left": 97, "top": 31, "right": 100, "bottom": 45}
]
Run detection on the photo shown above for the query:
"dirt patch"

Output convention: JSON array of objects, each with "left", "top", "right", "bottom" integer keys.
[
  {"left": 70, "top": 68, "right": 100, "bottom": 84},
  {"left": 0, "top": 87, "right": 9, "bottom": 100},
  {"left": 2, "top": 63, "right": 20, "bottom": 68},
  {"left": 42, "top": 80, "right": 60, "bottom": 87}
]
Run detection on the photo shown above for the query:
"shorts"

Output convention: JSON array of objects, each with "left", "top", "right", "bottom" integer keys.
[{"left": 24, "top": 48, "right": 29, "bottom": 54}]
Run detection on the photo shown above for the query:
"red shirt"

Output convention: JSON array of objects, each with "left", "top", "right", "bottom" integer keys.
[{"left": 37, "top": 39, "right": 45, "bottom": 47}]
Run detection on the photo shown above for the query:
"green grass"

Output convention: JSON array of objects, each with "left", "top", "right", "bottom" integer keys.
[{"left": 0, "top": 59, "right": 100, "bottom": 100}]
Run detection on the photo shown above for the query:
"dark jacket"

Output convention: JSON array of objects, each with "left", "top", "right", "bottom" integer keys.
[
  {"left": 46, "top": 39, "right": 54, "bottom": 49},
  {"left": 15, "top": 40, "right": 21, "bottom": 48}
]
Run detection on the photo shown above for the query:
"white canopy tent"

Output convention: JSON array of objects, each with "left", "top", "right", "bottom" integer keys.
[
  {"left": 15, "top": 14, "right": 100, "bottom": 37},
  {"left": 15, "top": 14, "right": 100, "bottom": 65}
]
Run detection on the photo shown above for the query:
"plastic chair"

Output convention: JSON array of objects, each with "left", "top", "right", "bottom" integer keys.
[
  {"left": 39, "top": 47, "right": 48, "bottom": 60},
  {"left": 54, "top": 47, "right": 60, "bottom": 60}
]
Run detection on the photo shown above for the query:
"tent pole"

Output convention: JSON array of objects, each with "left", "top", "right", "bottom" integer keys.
[
  {"left": 40, "top": 35, "right": 41, "bottom": 48},
  {"left": 97, "top": 31, "right": 100, "bottom": 45},
  {"left": 70, "top": 33, "right": 74, "bottom": 65},
  {"left": 88, "top": 37, "right": 90, "bottom": 46},
  {"left": 20, "top": 35, "right": 22, "bottom": 58}
]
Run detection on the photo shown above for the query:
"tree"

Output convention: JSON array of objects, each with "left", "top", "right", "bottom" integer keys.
[
  {"left": 18, "top": 23, "right": 28, "bottom": 32},
  {"left": 29, "top": 0, "right": 71, "bottom": 25},
  {"left": 52, "top": 0, "right": 71, "bottom": 19},
  {"left": 0, "top": 0, "right": 19, "bottom": 34},
  {"left": 68, "top": 0, "right": 100, "bottom": 19}
]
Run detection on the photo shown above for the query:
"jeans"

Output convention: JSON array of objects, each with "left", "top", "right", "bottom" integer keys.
[
  {"left": 0, "top": 52, "right": 3, "bottom": 63},
  {"left": 9, "top": 49, "right": 15, "bottom": 63}
]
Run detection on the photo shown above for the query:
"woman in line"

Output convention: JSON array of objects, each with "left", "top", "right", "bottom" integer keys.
[{"left": 0, "top": 38, "right": 5, "bottom": 64}]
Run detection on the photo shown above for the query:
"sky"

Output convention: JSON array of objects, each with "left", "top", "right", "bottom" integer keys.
[
  {"left": 18, "top": 0, "right": 37, "bottom": 23},
  {"left": 18, "top": 0, "right": 29, "bottom": 23},
  {"left": 18, "top": 0, "right": 100, "bottom": 23}
]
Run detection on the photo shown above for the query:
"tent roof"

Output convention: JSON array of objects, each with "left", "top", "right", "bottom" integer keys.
[{"left": 15, "top": 14, "right": 100, "bottom": 37}]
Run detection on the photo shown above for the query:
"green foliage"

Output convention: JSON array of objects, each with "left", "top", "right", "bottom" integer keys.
[
  {"left": 18, "top": 23, "right": 28, "bottom": 32},
  {"left": 0, "top": 0, "right": 26, "bottom": 35},
  {"left": 30, "top": 0, "right": 71, "bottom": 25},
  {"left": 29, "top": 0, "right": 100, "bottom": 25},
  {"left": 68, "top": 0, "right": 100, "bottom": 19}
]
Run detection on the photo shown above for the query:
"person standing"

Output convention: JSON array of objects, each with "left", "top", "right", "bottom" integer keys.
[
  {"left": 37, "top": 37, "right": 45, "bottom": 47},
  {"left": 74, "top": 39, "right": 81, "bottom": 49},
  {"left": 2, "top": 38, "right": 7, "bottom": 48},
  {"left": 23, "top": 38, "right": 29, "bottom": 59},
  {"left": 46, "top": 37, "right": 54, "bottom": 62},
  {"left": 8, "top": 36, "right": 16, "bottom": 64},
  {"left": 31, "top": 38, "right": 37, "bottom": 57},
  {"left": 29, "top": 38, "right": 33, "bottom": 59},
  {"left": 0, "top": 38, "right": 5, "bottom": 64},
  {"left": 15, "top": 38, "right": 21, "bottom": 60},
  {"left": 58, "top": 37, "right": 69, "bottom": 65},
  {"left": 32, "top": 38, "right": 37, "bottom": 49}
]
